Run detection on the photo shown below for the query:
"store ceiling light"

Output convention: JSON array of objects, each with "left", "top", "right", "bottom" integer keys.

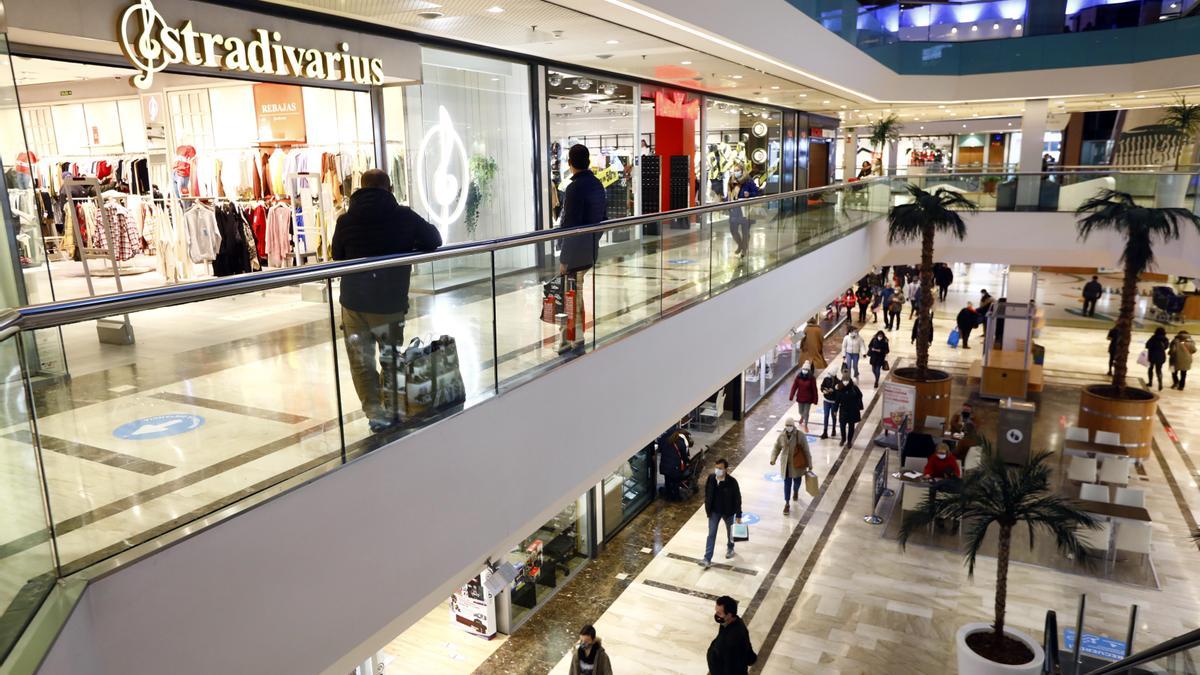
[
  {"left": 548, "top": 73, "right": 562, "bottom": 86},
  {"left": 731, "top": 75, "right": 743, "bottom": 79},
  {"left": 605, "top": 39, "right": 620, "bottom": 44},
  {"left": 486, "top": 5, "right": 504, "bottom": 12},
  {"left": 417, "top": 10, "right": 444, "bottom": 19},
  {"left": 771, "top": 86, "right": 780, "bottom": 90},
  {"left": 575, "top": 78, "right": 593, "bottom": 90},
  {"left": 822, "top": 100, "right": 830, "bottom": 104},
  {"left": 680, "top": 60, "right": 692, "bottom": 65},
  {"left": 951, "top": 27, "right": 958, "bottom": 34},
  {"left": 971, "top": 25, "right": 978, "bottom": 31},
  {"left": 1136, "top": 94, "right": 1146, "bottom": 99},
  {"left": 1015, "top": 24, "right": 1023, "bottom": 31}
]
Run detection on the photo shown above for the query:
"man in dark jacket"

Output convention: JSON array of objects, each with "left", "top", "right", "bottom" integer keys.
[
  {"left": 1082, "top": 275, "right": 1103, "bottom": 317},
  {"left": 934, "top": 263, "right": 954, "bottom": 302},
  {"left": 707, "top": 596, "right": 756, "bottom": 675},
  {"left": 557, "top": 144, "right": 606, "bottom": 353},
  {"left": 332, "top": 169, "right": 442, "bottom": 432},
  {"left": 956, "top": 302, "right": 977, "bottom": 349},
  {"left": 700, "top": 458, "right": 742, "bottom": 568}
]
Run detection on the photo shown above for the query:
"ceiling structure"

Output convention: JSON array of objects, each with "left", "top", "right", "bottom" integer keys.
[{"left": 271, "top": 0, "right": 1200, "bottom": 129}]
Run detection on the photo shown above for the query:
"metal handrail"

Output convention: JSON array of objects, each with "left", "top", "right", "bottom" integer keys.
[
  {"left": 1084, "top": 628, "right": 1200, "bottom": 674},
  {"left": 6, "top": 179, "right": 883, "bottom": 332}
]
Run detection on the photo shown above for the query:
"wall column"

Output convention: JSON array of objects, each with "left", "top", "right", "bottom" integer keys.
[{"left": 1016, "top": 100, "right": 1049, "bottom": 209}]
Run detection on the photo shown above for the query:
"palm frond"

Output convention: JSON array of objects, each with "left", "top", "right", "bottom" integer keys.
[
  {"left": 887, "top": 184, "right": 977, "bottom": 244},
  {"left": 1159, "top": 96, "right": 1200, "bottom": 140},
  {"left": 868, "top": 113, "right": 903, "bottom": 149}
]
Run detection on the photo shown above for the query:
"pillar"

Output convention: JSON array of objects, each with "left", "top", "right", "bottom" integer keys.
[
  {"left": 843, "top": 126, "right": 858, "bottom": 181},
  {"left": 1016, "top": 100, "right": 1049, "bottom": 210}
]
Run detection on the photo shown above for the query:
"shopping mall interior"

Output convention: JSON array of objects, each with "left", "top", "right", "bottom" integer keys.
[{"left": 0, "top": 0, "right": 1199, "bottom": 674}]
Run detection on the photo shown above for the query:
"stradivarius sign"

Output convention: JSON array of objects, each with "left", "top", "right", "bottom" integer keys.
[{"left": 118, "top": 0, "right": 385, "bottom": 89}]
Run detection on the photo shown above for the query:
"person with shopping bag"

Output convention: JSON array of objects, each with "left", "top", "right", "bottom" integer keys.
[{"left": 770, "top": 418, "right": 815, "bottom": 515}]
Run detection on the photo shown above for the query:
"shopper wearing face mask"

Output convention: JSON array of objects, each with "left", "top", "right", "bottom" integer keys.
[
  {"left": 841, "top": 326, "right": 865, "bottom": 380},
  {"left": 835, "top": 371, "right": 864, "bottom": 449},
  {"left": 771, "top": 418, "right": 815, "bottom": 515},
  {"left": 867, "top": 330, "right": 890, "bottom": 388},
  {"left": 707, "top": 596, "right": 757, "bottom": 675},
  {"left": 923, "top": 442, "right": 963, "bottom": 526},
  {"left": 569, "top": 625, "right": 613, "bottom": 675},
  {"left": 700, "top": 459, "right": 742, "bottom": 568},
  {"left": 788, "top": 361, "right": 818, "bottom": 432},
  {"left": 819, "top": 370, "right": 841, "bottom": 440}
]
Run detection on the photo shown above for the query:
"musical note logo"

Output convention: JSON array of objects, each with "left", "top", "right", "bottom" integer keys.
[
  {"left": 119, "top": 0, "right": 169, "bottom": 89},
  {"left": 416, "top": 106, "right": 469, "bottom": 232}
]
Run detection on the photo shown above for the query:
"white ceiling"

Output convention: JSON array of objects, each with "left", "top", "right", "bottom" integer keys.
[{"left": 11, "top": 57, "right": 135, "bottom": 86}]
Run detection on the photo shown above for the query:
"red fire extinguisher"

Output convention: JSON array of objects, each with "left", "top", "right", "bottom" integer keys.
[{"left": 564, "top": 285, "right": 577, "bottom": 343}]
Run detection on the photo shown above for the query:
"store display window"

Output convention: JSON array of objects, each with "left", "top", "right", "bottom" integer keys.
[
  {"left": 897, "top": 135, "right": 953, "bottom": 172},
  {"left": 404, "top": 48, "right": 535, "bottom": 290},
  {"left": 602, "top": 446, "right": 655, "bottom": 539},
  {"left": 743, "top": 328, "right": 800, "bottom": 412},
  {"left": 505, "top": 494, "right": 591, "bottom": 628},
  {"left": 704, "top": 97, "right": 784, "bottom": 203},
  {"left": 640, "top": 84, "right": 700, "bottom": 220},
  {"left": 546, "top": 70, "right": 636, "bottom": 233}
]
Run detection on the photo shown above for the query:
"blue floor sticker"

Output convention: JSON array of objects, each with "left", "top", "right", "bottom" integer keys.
[
  {"left": 114, "top": 414, "right": 205, "bottom": 440},
  {"left": 1063, "top": 629, "right": 1126, "bottom": 662},
  {"left": 764, "top": 472, "right": 784, "bottom": 482},
  {"left": 738, "top": 513, "right": 760, "bottom": 525}
]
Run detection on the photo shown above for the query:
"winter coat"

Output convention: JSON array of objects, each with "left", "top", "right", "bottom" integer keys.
[
  {"left": 820, "top": 374, "right": 840, "bottom": 408},
  {"left": 332, "top": 188, "right": 442, "bottom": 315},
  {"left": 1146, "top": 333, "right": 1170, "bottom": 365},
  {"left": 856, "top": 288, "right": 872, "bottom": 307},
  {"left": 868, "top": 335, "right": 890, "bottom": 367},
  {"left": 800, "top": 323, "right": 828, "bottom": 369},
  {"left": 790, "top": 373, "right": 818, "bottom": 404},
  {"left": 1170, "top": 336, "right": 1196, "bottom": 371},
  {"left": 559, "top": 169, "right": 607, "bottom": 272},
  {"left": 842, "top": 332, "right": 865, "bottom": 355},
  {"left": 837, "top": 382, "right": 865, "bottom": 423},
  {"left": 569, "top": 640, "right": 614, "bottom": 675},
  {"left": 1082, "top": 279, "right": 1103, "bottom": 301},
  {"left": 956, "top": 307, "right": 977, "bottom": 332},
  {"left": 704, "top": 474, "right": 742, "bottom": 519},
  {"left": 934, "top": 265, "right": 954, "bottom": 288},
  {"left": 771, "top": 427, "right": 812, "bottom": 478}
]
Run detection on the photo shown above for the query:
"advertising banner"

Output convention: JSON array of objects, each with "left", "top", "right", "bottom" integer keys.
[
  {"left": 449, "top": 569, "right": 497, "bottom": 638},
  {"left": 253, "top": 83, "right": 307, "bottom": 144},
  {"left": 881, "top": 381, "right": 916, "bottom": 433}
]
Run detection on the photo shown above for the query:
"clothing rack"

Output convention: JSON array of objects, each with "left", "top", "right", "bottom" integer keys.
[{"left": 63, "top": 179, "right": 135, "bottom": 344}]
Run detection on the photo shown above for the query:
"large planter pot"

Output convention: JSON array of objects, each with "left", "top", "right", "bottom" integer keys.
[
  {"left": 1078, "top": 385, "right": 1158, "bottom": 460},
  {"left": 1154, "top": 173, "right": 1190, "bottom": 209},
  {"left": 892, "top": 367, "right": 952, "bottom": 426},
  {"left": 956, "top": 623, "right": 1044, "bottom": 675}
]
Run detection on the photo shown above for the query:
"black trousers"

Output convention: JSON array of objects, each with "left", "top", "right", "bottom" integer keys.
[
  {"left": 1082, "top": 298, "right": 1097, "bottom": 316},
  {"left": 1172, "top": 369, "right": 1188, "bottom": 389},
  {"left": 1148, "top": 362, "right": 1164, "bottom": 389},
  {"left": 858, "top": 305, "right": 868, "bottom": 323},
  {"left": 959, "top": 326, "right": 973, "bottom": 347},
  {"left": 937, "top": 285, "right": 949, "bottom": 301},
  {"left": 840, "top": 419, "right": 856, "bottom": 444}
]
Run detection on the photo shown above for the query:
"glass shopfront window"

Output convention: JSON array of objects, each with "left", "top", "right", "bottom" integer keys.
[
  {"left": 641, "top": 85, "right": 700, "bottom": 215},
  {"left": 404, "top": 48, "right": 535, "bottom": 290},
  {"left": 897, "top": 135, "right": 953, "bottom": 172},
  {"left": 505, "top": 494, "right": 592, "bottom": 628},
  {"left": 743, "top": 328, "right": 800, "bottom": 413},
  {"left": 602, "top": 446, "right": 655, "bottom": 539},
  {"left": 704, "top": 98, "right": 784, "bottom": 203}
]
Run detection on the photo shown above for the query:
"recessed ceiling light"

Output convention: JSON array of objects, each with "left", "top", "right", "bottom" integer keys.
[
  {"left": 1015, "top": 24, "right": 1023, "bottom": 30},
  {"left": 491, "top": 77, "right": 499, "bottom": 81},
  {"left": 417, "top": 10, "right": 444, "bottom": 19},
  {"left": 971, "top": 25, "right": 978, "bottom": 31},
  {"left": 963, "top": 124, "right": 967, "bottom": 128},
  {"left": 840, "top": 105, "right": 847, "bottom": 109},
  {"left": 771, "top": 86, "right": 780, "bottom": 90},
  {"left": 486, "top": 6, "right": 504, "bottom": 13},
  {"left": 938, "top": 104, "right": 946, "bottom": 109},
  {"left": 822, "top": 100, "right": 830, "bottom": 104},
  {"left": 731, "top": 75, "right": 743, "bottom": 79},
  {"left": 920, "top": 126, "right": 925, "bottom": 130},
  {"left": 1136, "top": 94, "right": 1146, "bottom": 99},
  {"left": 681, "top": 60, "right": 692, "bottom": 65},
  {"left": 993, "top": 23, "right": 1000, "bottom": 30},
  {"left": 1008, "top": 122, "right": 1012, "bottom": 126},
  {"left": 972, "top": 113, "right": 979, "bottom": 117},
  {"left": 951, "top": 27, "right": 958, "bottom": 34},
  {"left": 605, "top": 39, "right": 620, "bottom": 44},
  {"left": 798, "top": 93, "right": 807, "bottom": 97}
]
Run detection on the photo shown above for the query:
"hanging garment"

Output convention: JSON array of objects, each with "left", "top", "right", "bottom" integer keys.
[
  {"left": 239, "top": 208, "right": 260, "bottom": 272},
  {"left": 184, "top": 204, "right": 222, "bottom": 263},
  {"left": 265, "top": 203, "right": 291, "bottom": 267},
  {"left": 212, "top": 204, "right": 249, "bottom": 277},
  {"left": 250, "top": 204, "right": 268, "bottom": 260},
  {"left": 260, "top": 152, "right": 274, "bottom": 199},
  {"left": 269, "top": 148, "right": 286, "bottom": 196}
]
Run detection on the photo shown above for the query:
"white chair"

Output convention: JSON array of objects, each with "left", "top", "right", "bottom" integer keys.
[
  {"left": 1095, "top": 430, "right": 1122, "bottom": 446},
  {"left": 1065, "top": 426, "right": 1090, "bottom": 443},
  {"left": 1099, "top": 458, "right": 1130, "bottom": 487},
  {"left": 1114, "top": 522, "right": 1152, "bottom": 572},
  {"left": 1076, "top": 521, "right": 1113, "bottom": 554},
  {"left": 963, "top": 446, "right": 983, "bottom": 471},
  {"left": 924, "top": 415, "right": 946, "bottom": 430},
  {"left": 697, "top": 390, "right": 726, "bottom": 431},
  {"left": 903, "top": 456, "right": 927, "bottom": 473},
  {"left": 1114, "top": 487, "right": 1145, "bottom": 508},
  {"left": 1067, "top": 456, "right": 1098, "bottom": 484},
  {"left": 1079, "top": 483, "right": 1110, "bottom": 503}
]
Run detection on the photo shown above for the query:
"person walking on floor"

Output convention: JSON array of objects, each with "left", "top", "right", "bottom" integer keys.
[
  {"left": 1169, "top": 330, "right": 1196, "bottom": 390},
  {"left": 907, "top": 278, "right": 922, "bottom": 319},
  {"left": 956, "top": 302, "right": 977, "bottom": 349},
  {"left": 856, "top": 285, "right": 872, "bottom": 324},
  {"left": 557, "top": 144, "right": 606, "bottom": 354},
  {"left": 771, "top": 418, "right": 815, "bottom": 514},
  {"left": 332, "top": 169, "right": 443, "bottom": 434},
  {"left": 836, "top": 371, "right": 864, "bottom": 448},
  {"left": 933, "top": 263, "right": 954, "bottom": 302},
  {"left": 881, "top": 284, "right": 896, "bottom": 329},
  {"left": 819, "top": 371, "right": 840, "bottom": 440},
  {"left": 1081, "top": 276, "right": 1103, "bottom": 317},
  {"left": 569, "top": 625, "right": 614, "bottom": 675},
  {"left": 1146, "top": 327, "right": 1170, "bottom": 391},
  {"left": 842, "top": 325, "right": 865, "bottom": 379},
  {"left": 887, "top": 287, "right": 904, "bottom": 331},
  {"left": 867, "top": 330, "right": 890, "bottom": 388},
  {"left": 800, "top": 317, "right": 828, "bottom": 370},
  {"left": 727, "top": 173, "right": 761, "bottom": 257},
  {"left": 789, "top": 361, "right": 818, "bottom": 431},
  {"left": 700, "top": 459, "right": 743, "bottom": 568},
  {"left": 708, "top": 596, "right": 757, "bottom": 675}
]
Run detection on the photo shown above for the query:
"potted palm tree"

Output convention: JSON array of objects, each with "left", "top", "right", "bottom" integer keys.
[
  {"left": 1076, "top": 191, "right": 1200, "bottom": 460},
  {"left": 900, "top": 446, "right": 1097, "bottom": 675},
  {"left": 887, "top": 185, "right": 977, "bottom": 422},
  {"left": 1156, "top": 96, "right": 1200, "bottom": 207},
  {"left": 868, "top": 113, "right": 902, "bottom": 176}
]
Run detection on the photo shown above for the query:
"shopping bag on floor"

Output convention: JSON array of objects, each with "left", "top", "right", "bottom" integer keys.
[
  {"left": 731, "top": 523, "right": 750, "bottom": 542},
  {"left": 805, "top": 473, "right": 819, "bottom": 497},
  {"left": 540, "top": 277, "right": 564, "bottom": 324},
  {"left": 947, "top": 327, "right": 960, "bottom": 348},
  {"left": 430, "top": 335, "right": 466, "bottom": 410},
  {"left": 1136, "top": 350, "right": 1150, "bottom": 367}
]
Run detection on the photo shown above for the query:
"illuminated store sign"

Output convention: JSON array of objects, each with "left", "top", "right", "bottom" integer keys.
[
  {"left": 119, "top": 0, "right": 384, "bottom": 89},
  {"left": 416, "top": 106, "right": 469, "bottom": 231},
  {"left": 654, "top": 91, "right": 699, "bottom": 120}
]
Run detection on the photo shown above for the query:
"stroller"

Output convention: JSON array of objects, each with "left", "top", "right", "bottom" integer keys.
[
  {"left": 659, "top": 428, "right": 707, "bottom": 501},
  {"left": 1151, "top": 286, "right": 1186, "bottom": 323}
]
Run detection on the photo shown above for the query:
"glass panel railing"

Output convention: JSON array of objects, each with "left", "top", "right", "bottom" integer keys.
[
  {"left": 1084, "top": 628, "right": 1200, "bottom": 674},
  {"left": 0, "top": 180, "right": 887, "bottom": 604},
  {"left": 891, "top": 170, "right": 1200, "bottom": 213},
  {"left": 0, "top": 332, "right": 55, "bottom": 663}
]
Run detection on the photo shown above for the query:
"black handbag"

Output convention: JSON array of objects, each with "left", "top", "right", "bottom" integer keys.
[
  {"left": 882, "top": 360, "right": 890, "bottom": 371},
  {"left": 539, "top": 277, "right": 565, "bottom": 324}
]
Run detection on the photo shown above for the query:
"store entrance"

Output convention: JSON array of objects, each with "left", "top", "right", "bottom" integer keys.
[{"left": 9, "top": 56, "right": 377, "bottom": 307}]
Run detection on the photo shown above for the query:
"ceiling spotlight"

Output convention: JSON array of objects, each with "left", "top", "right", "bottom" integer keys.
[
  {"left": 971, "top": 25, "right": 978, "bottom": 31},
  {"left": 1136, "top": 94, "right": 1146, "bottom": 99},
  {"left": 993, "top": 23, "right": 1000, "bottom": 30},
  {"left": 486, "top": 5, "right": 504, "bottom": 12},
  {"left": 920, "top": 126, "right": 925, "bottom": 130},
  {"left": 798, "top": 93, "right": 807, "bottom": 97},
  {"left": 575, "top": 77, "right": 593, "bottom": 90},
  {"left": 681, "top": 60, "right": 692, "bottom": 65},
  {"left": 605, "top": 39, "right": 620, "bottom": 45},
  {"left": 951, "top": 27, "right": 958, "bottom": 34},
  {"left": 963, "top": 123, "right": 968, "bottom": 128},
  {"left": 938, "top": 104, "right": 946, "bottom": 108},
  {"left": 822, "top": 100, "right": 831, "bottom": 104},
  {"left": 548, "top": 73, "right": 562, "bottom": 86},
  {"left": 771, "top": 86, "right": 780, "bottom": 90},
  {"left": 600, "top": 83, "right": 617, "bottom": 95},
  {"left": 1015, "top": 23, "right": 1023, "bottom": 31},
  {"left": 840, "top": 104, "right": 847, "bottom": 109},
  {"left": 731, "top": 75, "right": 743, "bottom": 79},
  {"left": 417, "top": 10, "right": 444, "bottom": 19}
]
